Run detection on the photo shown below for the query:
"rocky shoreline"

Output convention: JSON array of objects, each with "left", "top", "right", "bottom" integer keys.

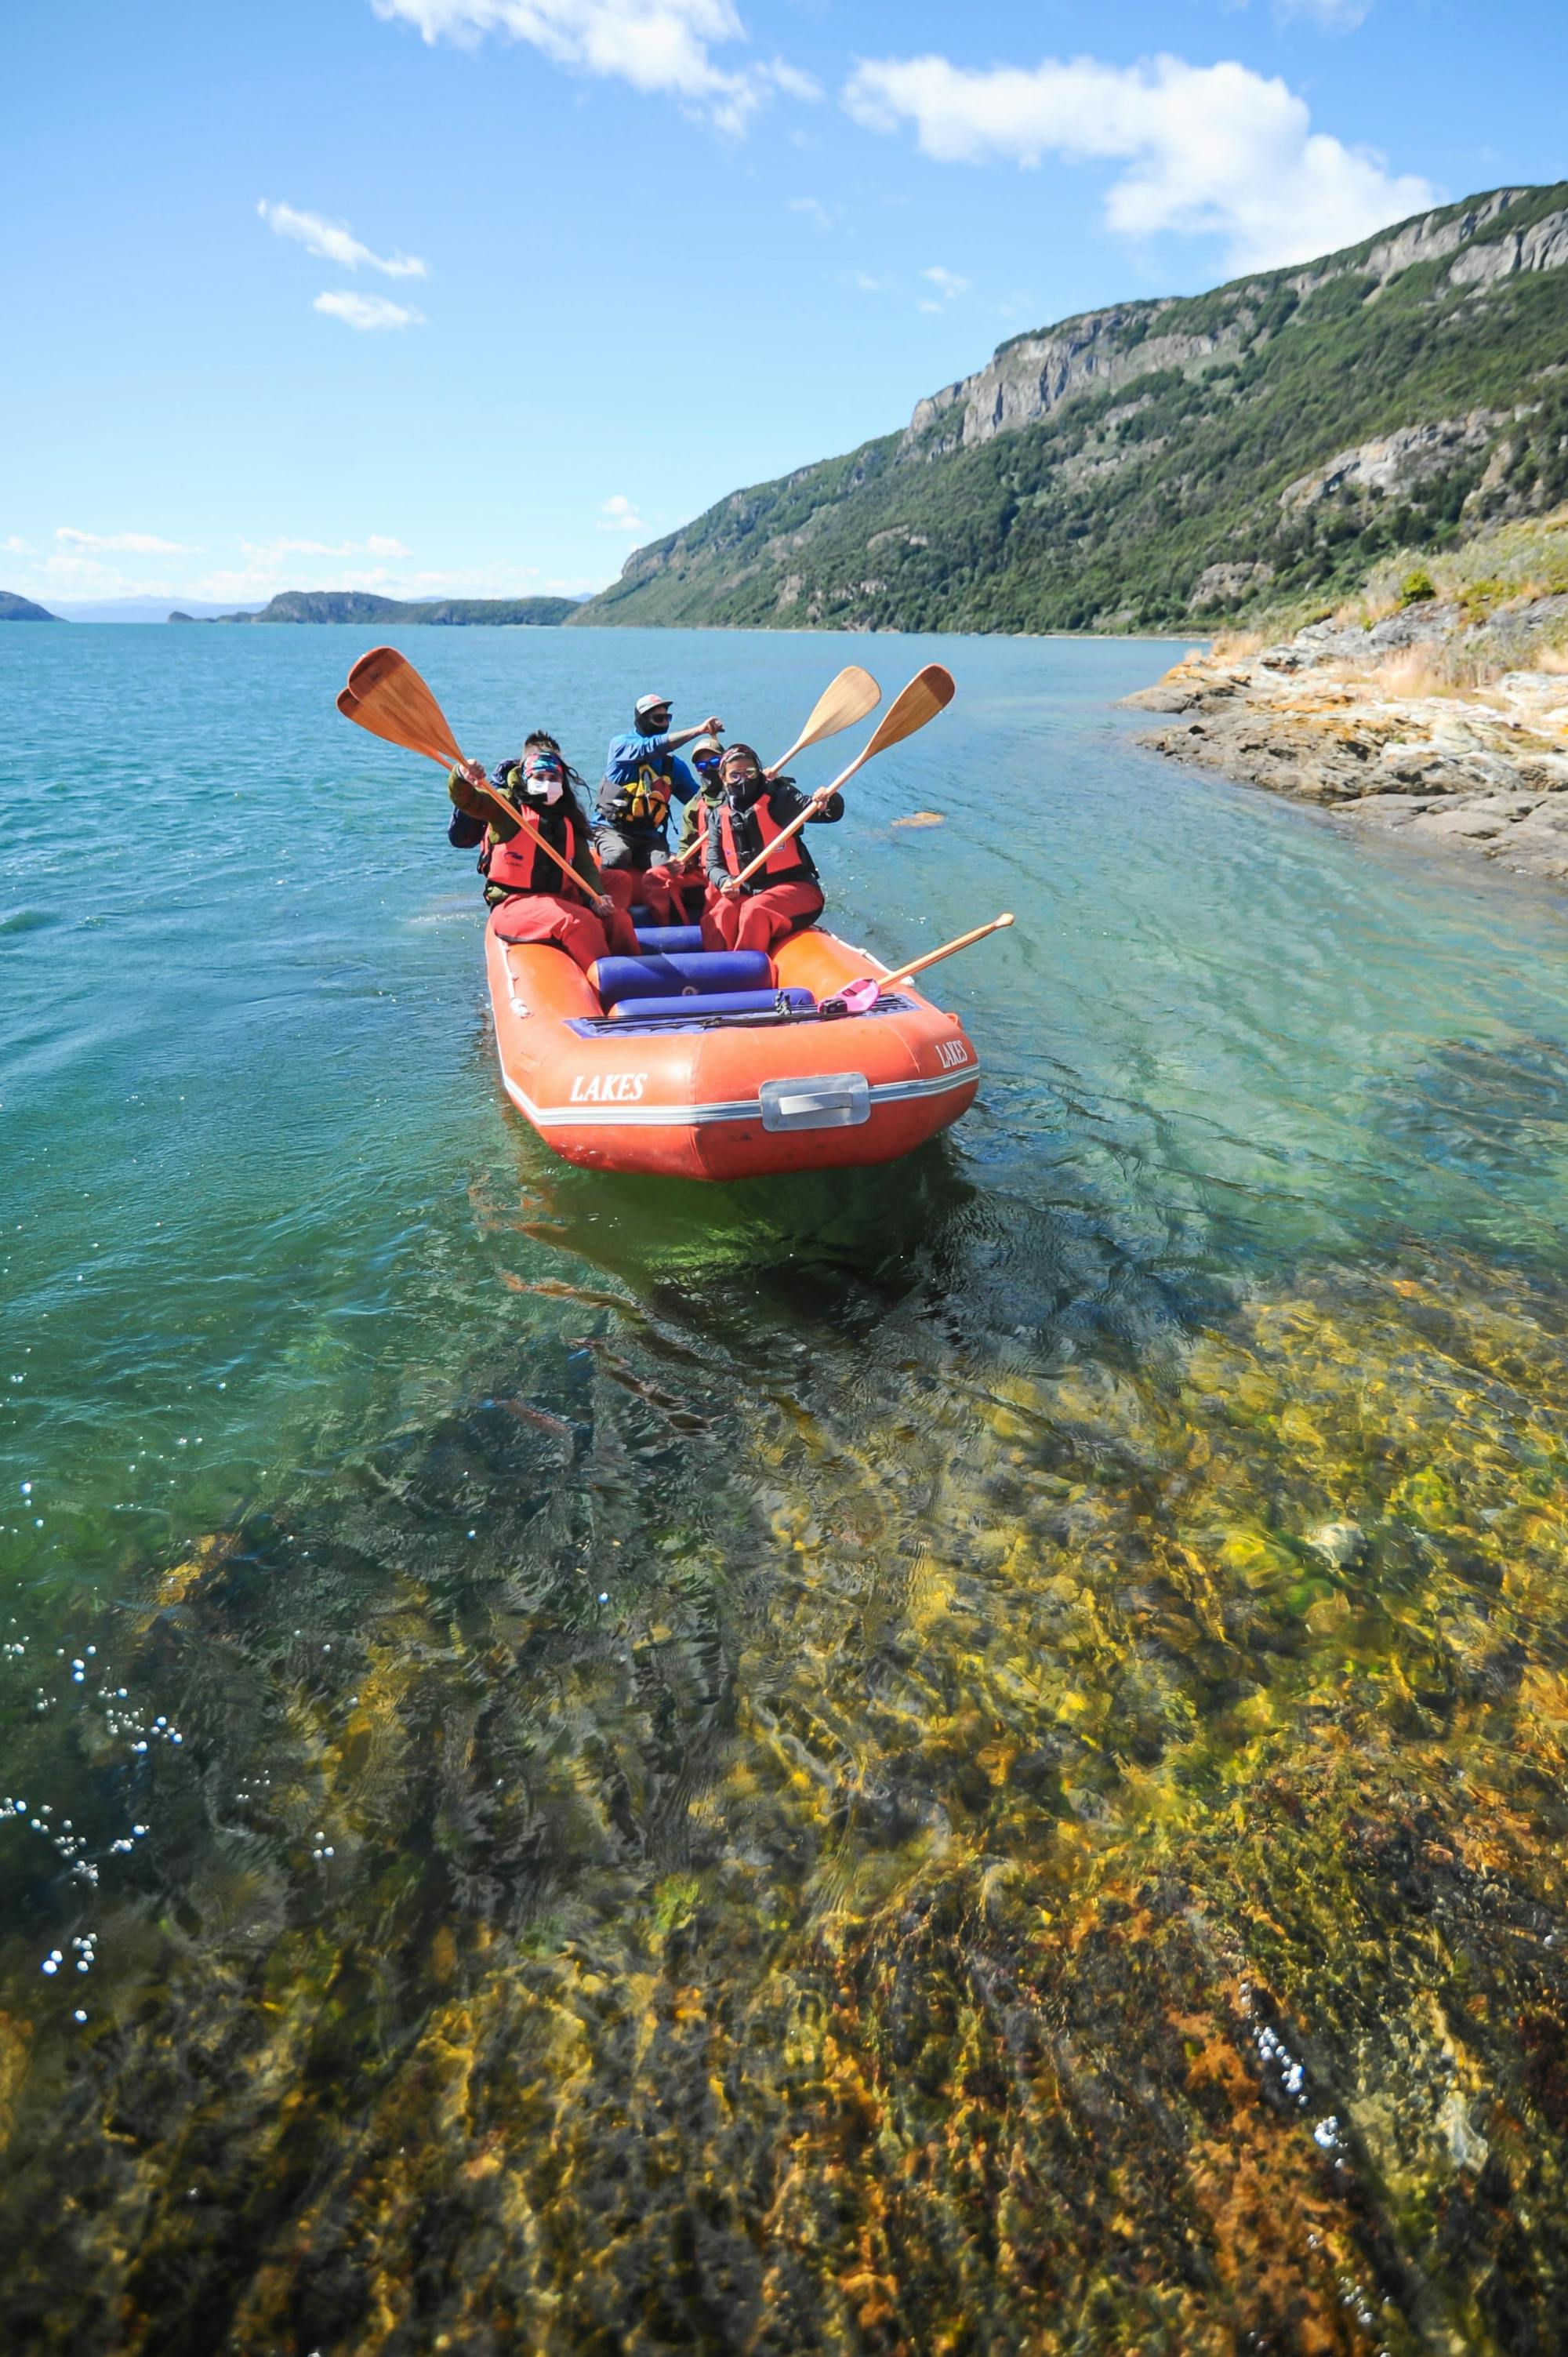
[{"left": 1126, "top": 597, "right": 1568, "bottom": 886}]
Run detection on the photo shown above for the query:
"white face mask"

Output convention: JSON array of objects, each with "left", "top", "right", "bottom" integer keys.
[{"left": 524, "top": 767, "right": 564, "bottom": 805}]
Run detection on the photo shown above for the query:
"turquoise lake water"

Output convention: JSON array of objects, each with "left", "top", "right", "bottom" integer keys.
[{"left": 2, "top": 624, "right": 1567, "bottom": 2352}]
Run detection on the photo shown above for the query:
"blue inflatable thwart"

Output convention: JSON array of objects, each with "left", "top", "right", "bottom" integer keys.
[
  {"left": 631, "top": 925, "right": 706, "bottom": 953},
  {"left": 589, "top": 950, "right": 773, "bottom": 1008},
  {"left": 609, "top": 987, "right": 815, "bottom": 1022}
]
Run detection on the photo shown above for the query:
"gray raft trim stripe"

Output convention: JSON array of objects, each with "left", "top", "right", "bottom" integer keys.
[{"left": 498, "top": 1061, "right": 981, "bottom": 1129}]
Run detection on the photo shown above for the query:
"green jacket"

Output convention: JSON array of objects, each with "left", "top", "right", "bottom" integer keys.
[{"left": 677, "top": 780, "right": 724, "bottom": 855}]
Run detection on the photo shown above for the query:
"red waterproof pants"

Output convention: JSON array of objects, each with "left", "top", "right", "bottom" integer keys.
[
  {"left": 488, "top": 892, "right": 640, "bottom": 971},
  {"left": 701, "top": 881, "right": 823, "bottom": 956},
  {"left": 601, "top": 865, "right": 704, "bottom": 928}
]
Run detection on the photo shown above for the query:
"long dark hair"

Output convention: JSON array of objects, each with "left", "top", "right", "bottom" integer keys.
[{"left": 520, "top": 730, "right": 592, "bottom": 826}]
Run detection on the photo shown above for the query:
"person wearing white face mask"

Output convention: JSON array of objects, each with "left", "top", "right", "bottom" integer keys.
[{"left": 448, "top": 731, "right": 641, "bottom": 971}]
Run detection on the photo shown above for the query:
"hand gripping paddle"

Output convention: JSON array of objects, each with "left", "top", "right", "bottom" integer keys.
[
  {"left": 729, "top": 663, "right": 955, "bottom": 890},
  {"left": 668, "top": 663, "right": 884, "bottom": 874},
  {"left": 336, "top": 645, "right": 589, "bottom": 898}
]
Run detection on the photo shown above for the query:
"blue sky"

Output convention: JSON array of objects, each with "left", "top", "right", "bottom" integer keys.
[{"left": 2, "top": 0, "right": 1563, "bottom": 610}]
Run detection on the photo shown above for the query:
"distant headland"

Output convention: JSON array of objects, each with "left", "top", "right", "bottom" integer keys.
[
  {"left": 0, "top": 590, "right": 59, "bottom": 621},
  {"left": 174, "top": 590, "right": 580, "bottom": 626}
]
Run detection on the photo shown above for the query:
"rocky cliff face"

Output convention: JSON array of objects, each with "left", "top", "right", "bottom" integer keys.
[
  {"left": 897, "top": 193, "right": 1568, "bottom": 465},
  {"left": 578, "top": 182, "right": 1568, "bottom": 638},
  {"left": 904, "top": 307, "right": 1244, "bottom": 457}
]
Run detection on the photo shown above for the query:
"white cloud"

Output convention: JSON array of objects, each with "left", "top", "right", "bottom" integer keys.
[
  {"left": 55, "top": 525, "right": 191, "bottom": 554},
  {"left": 841, "top": 51, "right": 1435, "bottom": 272},
  {"left": 597, "top": 494, "right": 647, "bottom": 535},
  {"left": 3, "top": 536, "right": 32, "bottom": 555},
  {"left": 238, "top": 536, "right": 413, "bottom": 562},
  {"left": 39, "top": 556, "right": 185, "bottom": 598},
  {"left": 922, "top": 265, "right": 968, "bottom": 299},
  {"left": 788, "top": 195, "right": 833, "bottom": 231},
  {"left": 314, "top": 291, "right": 426, "bottom": 330},
  {"left": 258, "top": 200, "right": 429, "bottom": 278},
  {"left": 1276, "top": 0, "right": 1372, "bottom": 26},
  {"left": 370, "top": 0, "right": 817, "bottom": 133},
  {"left": 847, "top": 271, "right": 891, "bottom": 293},
  {"left": 5, "top": 528, "right": 565, "bottom": 609},
  {"left": 769, "top": 60, "right": 821, "bottom": 103}
]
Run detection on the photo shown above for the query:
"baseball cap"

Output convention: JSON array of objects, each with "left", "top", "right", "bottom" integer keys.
[
  {"left": 691, "top": 735, "right": 722, "bottom": 761},
  {"left": 633, "top": 692, "right": 672, "bottom": 722}
]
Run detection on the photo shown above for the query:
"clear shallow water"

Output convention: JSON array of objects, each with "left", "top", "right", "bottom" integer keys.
[{"left": 2, "top": 624, "right": 1568, "bottom": 2352}]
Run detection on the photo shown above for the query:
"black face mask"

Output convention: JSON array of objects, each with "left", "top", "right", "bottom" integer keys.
[{"left": 726, "top": 768, "right": 764, "bottom": 807}]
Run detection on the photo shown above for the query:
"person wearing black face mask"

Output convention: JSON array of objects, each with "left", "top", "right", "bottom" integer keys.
[
  {"left": 448, "top": 732, "right": 640, "bottom": 972},
  {"left": 597, "top": 694, "right": 723, "bottom": 881},
  {"left": 701, "top": 742, "right": 844, "bottom": 955}
]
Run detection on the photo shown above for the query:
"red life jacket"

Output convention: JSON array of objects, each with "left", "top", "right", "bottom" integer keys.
[
  {"left": 716, "top": 794, "right": 815, "bottom": 890},
  {"left": 485, "top": 797, "right": 588, "bottom": 898}
]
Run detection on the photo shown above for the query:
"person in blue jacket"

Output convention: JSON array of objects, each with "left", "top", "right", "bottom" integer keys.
[{"left": 597, "top": 692, "right": 724, "bottom": 880}]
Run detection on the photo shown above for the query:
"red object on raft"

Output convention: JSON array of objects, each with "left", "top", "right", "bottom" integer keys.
[{"left": 484, "top": 920, "right": 982, "bottom": 1180}]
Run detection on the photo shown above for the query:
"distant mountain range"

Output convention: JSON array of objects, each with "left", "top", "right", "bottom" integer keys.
[
  {"left": 572, "top": 182, "right": 1568, "bottom": 637},
  {"left": 0, "top": 590, "right": 58, "bottom": 621},
  {"left": 183, "top": 590, "right": 580, "bottom": 626}
]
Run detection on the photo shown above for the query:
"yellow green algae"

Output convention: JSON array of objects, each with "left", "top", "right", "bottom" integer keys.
[{"left": 2, "top": 1240, "right": 1567, "bottom": 2353}]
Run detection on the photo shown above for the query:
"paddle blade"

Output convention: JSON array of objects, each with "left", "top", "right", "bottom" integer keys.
[
  {"left": 339, "top": 645, "right": 466, "bottom": 770},
  {"left": 338, "top": 681, "right": 454, "bottom": 772},
  {"left": 861, "top": 663, "right": 955, "bottom": 758},
  {"left": 772, "top": 664, "right": 881, "bottom": 768},
  {"left": 838, "top": 977, "right": 882, "bottom": 1014}
]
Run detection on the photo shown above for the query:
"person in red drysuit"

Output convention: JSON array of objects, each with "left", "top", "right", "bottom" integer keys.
[
  {"left": 701, "top": 741, "right": 844, "bottom": 955},
  {"left": 448, "top": 737, "right": 640, "bottom": 971}
]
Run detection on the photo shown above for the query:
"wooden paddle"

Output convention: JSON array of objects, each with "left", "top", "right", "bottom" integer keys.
[
  {"left": 666, "top": 663, "right": 887, "bottom": 876},
  {"left": 729, "top": 663, "right": 956, "bottom": 889},
  {"left": 767, "top": 663, "right": 881, "bottom": 775},
  {"left": 336, "top": 646, "right": 590, "bottom": 899},
  {"left": 827, "top": 913, "right": 1014, "bottom": 1013},
  {"left": 878, "top": 913, "right": 1014, "bottom": 992}
]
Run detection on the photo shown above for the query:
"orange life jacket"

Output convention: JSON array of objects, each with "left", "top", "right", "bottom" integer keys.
[
  {"left": 715, "top": 794, "right": 816, "bottom": 890},
  {"left": 485, "top": 796, "right": 589, "bottom": 898}
]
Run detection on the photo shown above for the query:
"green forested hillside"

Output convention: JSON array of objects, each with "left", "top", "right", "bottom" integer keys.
[
  {"left": 575, "top": 183, "right": 1568, "bottom": 635},
  {"left": 206, "top": 590, "right": 578, "bottom": 626}
]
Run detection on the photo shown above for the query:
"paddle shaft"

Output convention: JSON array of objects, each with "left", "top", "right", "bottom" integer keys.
[
  {"left": 462, "top": 770, "right": 603, "bottom": 899},
  {"left": 728, "top": 746, "right": 873, "bottom": 889},
  {"left": 880, "top": 913, "right": 1014, "bottom": 990},
  {"left": 344, "top": 695, "right": 592, "bottom": 898},
  {"left": 731, "top": 663, "right": 953, "bottom": 889},
  {"left": 336, "top": 648, "right": 594, "bottom": 900}
]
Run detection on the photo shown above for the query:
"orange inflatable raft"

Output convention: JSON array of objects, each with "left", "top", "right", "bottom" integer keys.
[{"left": 485, "top": 917, "right": 981, "bottom": 1180}]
